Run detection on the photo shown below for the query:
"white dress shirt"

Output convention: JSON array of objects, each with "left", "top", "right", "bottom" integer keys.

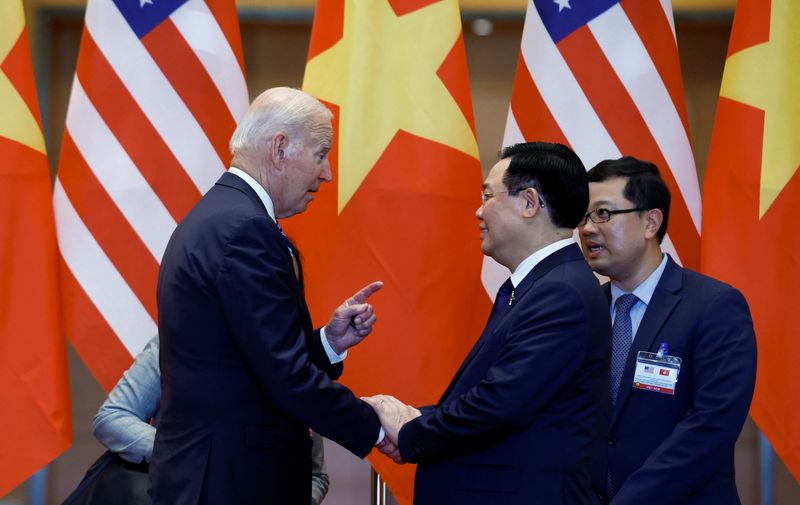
[{"left": 510, "top": 238, "right": 577, "bottom": 288}]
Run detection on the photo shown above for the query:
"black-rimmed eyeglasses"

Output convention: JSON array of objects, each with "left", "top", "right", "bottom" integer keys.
[{"left": 579, "top": 207, "right": 646, "bottom": 226}]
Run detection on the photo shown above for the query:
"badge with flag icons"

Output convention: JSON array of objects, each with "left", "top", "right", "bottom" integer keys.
[{"left": 632, "top": 350, "right": 682, "bottom": 395}]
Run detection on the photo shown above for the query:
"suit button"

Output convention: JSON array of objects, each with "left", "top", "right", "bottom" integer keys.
[{"left": 607, "top": 437, "right": 616, "bottom": 446}]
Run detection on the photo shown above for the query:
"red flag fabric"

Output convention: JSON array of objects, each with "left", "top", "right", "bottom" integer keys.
[
  {"left": 701, "top": 0, "right": 800, "bottom": 482},
  {"left": 292, "top": 0, "right": 492, "bottom": 502},
  {"left": 53, "top": 0, "right": 248, "bottom": 390},
  {"left": 0, "top": 0, "right": 71, "bottom": 495},
  {"left": 491, "top": 0, "right": 700, "bottom": 293}
]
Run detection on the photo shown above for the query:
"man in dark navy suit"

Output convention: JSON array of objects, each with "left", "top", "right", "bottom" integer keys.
[
  {"left": 149, "top": 88, "right": 385, "bottom": 505},
  {"left": 578, "top": 157, "right": 757, "bottom": 504},
  {"left": 366, "top": 142, "right": 611, "bottom": 505}
]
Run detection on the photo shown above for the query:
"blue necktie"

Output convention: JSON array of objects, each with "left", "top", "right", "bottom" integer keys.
[
  {"left": 494, "top": 278, "right": 514, "bottom": 315},
  {"left": 607, "top": 293, "right": 639, "bottom": 497},
  {"left": 275, "top": 220, "right": 294, "bottom": 258},
  {"left": 609, "top": 293, "right": 639, "bottom": 406}
]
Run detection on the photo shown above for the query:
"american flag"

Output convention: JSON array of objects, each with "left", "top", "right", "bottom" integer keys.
[
  {"left": 53, "top": 0, "right": 248, "bottom": 390},
  {"left": 485, "top": 0, "right": 701, "bottom": 295}
]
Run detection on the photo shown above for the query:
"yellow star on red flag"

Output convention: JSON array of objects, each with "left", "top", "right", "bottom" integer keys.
[
  {"left": 303, "top": 0, "right": 479, "bottom": 213},
  {"left": 0, "top": 1, "right": 45, "bottom": 154},
  {"left": 720, "top": 0, "right": 800, "bottom": 218}
]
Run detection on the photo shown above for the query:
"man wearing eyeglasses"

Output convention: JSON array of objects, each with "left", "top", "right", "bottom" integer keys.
[
  {"left": 364, "top": 142, "right": 611, "bottom": 505},
  {"left": 579, "top": 157, "right": 757, "bottom": 505}
]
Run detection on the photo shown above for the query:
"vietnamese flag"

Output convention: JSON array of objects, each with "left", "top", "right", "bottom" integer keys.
[
  {"left": 286, "top": 0, "right": 492, "bottom": 502},
  {"left": 701, "top": 0, "right": 800, "bottom": 482},
  {"left": 0, "top": 0, "right": 72, "bottom": 496}
]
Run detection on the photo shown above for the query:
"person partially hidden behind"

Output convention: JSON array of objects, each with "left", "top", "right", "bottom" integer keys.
[
  {"left": 149, "top": 87, "right": 388, "bottom": 505},
  {"left": 364, "top": 142, "right": 611, "bottom": 505},
  {"left": 578, "top": 157, "right": 757, "bottom": 504}
]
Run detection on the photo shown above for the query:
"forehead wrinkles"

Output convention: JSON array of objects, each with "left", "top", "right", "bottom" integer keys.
[{"left": 305, "top": 120, "right": 333, "bottom": 147}]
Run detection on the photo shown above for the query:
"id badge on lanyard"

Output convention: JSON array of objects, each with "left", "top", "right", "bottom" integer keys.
[{"left": 632, "top": 343, "right": 682, "bottom": 395}]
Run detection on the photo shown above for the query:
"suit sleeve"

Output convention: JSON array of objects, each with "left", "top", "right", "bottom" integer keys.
[
  {"left": 613, "top": 288, "right": 757, "bottom": 504},
  {"left": 216, "top": 216, "right": 379, "bottom": 457},
  {"left": 398, "top": 281, "right": 591, "bottom": 463},
  {"left": 310, "top": 328, "right": 344, "bottom": 380}
]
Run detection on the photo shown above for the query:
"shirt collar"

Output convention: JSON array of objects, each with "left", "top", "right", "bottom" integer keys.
[
  {"left": 228, "top": 167, "right": 276, "bottom": 223},
  {"left": 510, "top": 238, "right": 576, "bottom": 288},
  {"left": 610, "top": 253, "right": 668, "bottom": 308}
]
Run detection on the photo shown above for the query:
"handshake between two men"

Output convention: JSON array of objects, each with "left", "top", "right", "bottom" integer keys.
[{"left": 363, "top": 395, "right": 421, "bottom": 464}]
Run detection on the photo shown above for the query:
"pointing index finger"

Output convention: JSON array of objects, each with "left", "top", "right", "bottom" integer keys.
[{"left": 351, "top": 281, "right": 383, "bottom": 304}]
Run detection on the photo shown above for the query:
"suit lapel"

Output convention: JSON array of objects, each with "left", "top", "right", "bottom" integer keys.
[
  {"left": 438, "top": 296, "right": 508, "bottom": 404},
  {"left": 219, "top": 171, "right": 308, "bottom": 331},
  {"left": 611, "top": 257, "right": 683, "bottom": 427},
  {"left": 438, "top": 244, "right": 584, "bottom": 404}
]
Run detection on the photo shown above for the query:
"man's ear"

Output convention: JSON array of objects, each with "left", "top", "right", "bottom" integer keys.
[
  {"left": 521, "top": 188, "right": 540, "bottom": 218},
  {"left": 269, "top": 132, "right": 289, "bottom": 169},
  {"left": 643, "top": 208, "right": 663, "bottom": 240}
]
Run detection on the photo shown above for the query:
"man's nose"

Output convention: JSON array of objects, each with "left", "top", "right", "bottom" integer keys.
[
  {"left": 321, "top": 162, "right": 332, "bottom": 182},
  {"left": 578, "top": 216, "right": 596, "bottom": 234}
]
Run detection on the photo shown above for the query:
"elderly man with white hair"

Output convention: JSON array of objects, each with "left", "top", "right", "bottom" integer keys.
[{"left": 149, "top": 87, "right": 384, "bottom": 505}]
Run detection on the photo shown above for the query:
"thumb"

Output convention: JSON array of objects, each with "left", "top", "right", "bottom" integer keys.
[{"left": 336, "top": 303, "right": 369, "bottom": 320}]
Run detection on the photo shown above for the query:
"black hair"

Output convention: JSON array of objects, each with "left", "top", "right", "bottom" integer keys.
[
  {"left": 587, "top": 156, "right": 671, "bottom": 242},
  {"left": 499, "top": 142, "right": 588, "bottom": 229}
]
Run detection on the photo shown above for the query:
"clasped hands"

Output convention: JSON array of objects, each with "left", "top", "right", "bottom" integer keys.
[{"left": 362, "top": 395, "right": 421, "bottom": 464}]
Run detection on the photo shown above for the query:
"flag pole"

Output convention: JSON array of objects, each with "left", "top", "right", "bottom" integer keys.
[{"left": 370, "top": 468, "right": 387, "bottom": 505}]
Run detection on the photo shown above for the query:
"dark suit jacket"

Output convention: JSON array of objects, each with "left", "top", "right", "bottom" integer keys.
[
  {"left": 592, "top": 256, "right": 757, "bottom": 505},
  {"left": 398, "top": 244, "right": 611, "bottom": 505},
  {"left": 148, "top": 172, "right": 380, "bottom": 505}
]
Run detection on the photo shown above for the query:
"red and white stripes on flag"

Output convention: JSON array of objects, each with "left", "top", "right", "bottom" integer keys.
[
  {"left": 54, "top": 0, "right": 247, "bottom": 390},
  {"left": 489, "top": 0, "right": 700, "bottom": 293}
]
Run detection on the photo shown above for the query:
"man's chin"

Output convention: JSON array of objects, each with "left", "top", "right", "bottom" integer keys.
[
  {"left": 295, "top": 198, "right": 313, "bottom": 214},
  {"left": 279, "top": 203, "right": 308, "bottom": 219},
  {"left": 586, "top": 258, "right": 612, "bottom": 277}
]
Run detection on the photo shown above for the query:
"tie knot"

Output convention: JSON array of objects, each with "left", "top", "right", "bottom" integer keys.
[
  {"left": 495, "top": 278, "right": 514, "bottom": 307},
  {"left": 615, "top": 293, "right": 638, "bottom": 314},
  {"left": 497, "top": 278, "right": 513, "bottom": 297}
]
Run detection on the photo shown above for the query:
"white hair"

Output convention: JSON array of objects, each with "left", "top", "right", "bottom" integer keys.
[{"left": 229, "top": 87, "right": 332, "bottom": 162}]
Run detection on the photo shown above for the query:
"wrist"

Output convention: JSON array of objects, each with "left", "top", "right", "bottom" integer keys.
[{"left": 320, "top": 327, "right": 347, "bottom": 363}]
